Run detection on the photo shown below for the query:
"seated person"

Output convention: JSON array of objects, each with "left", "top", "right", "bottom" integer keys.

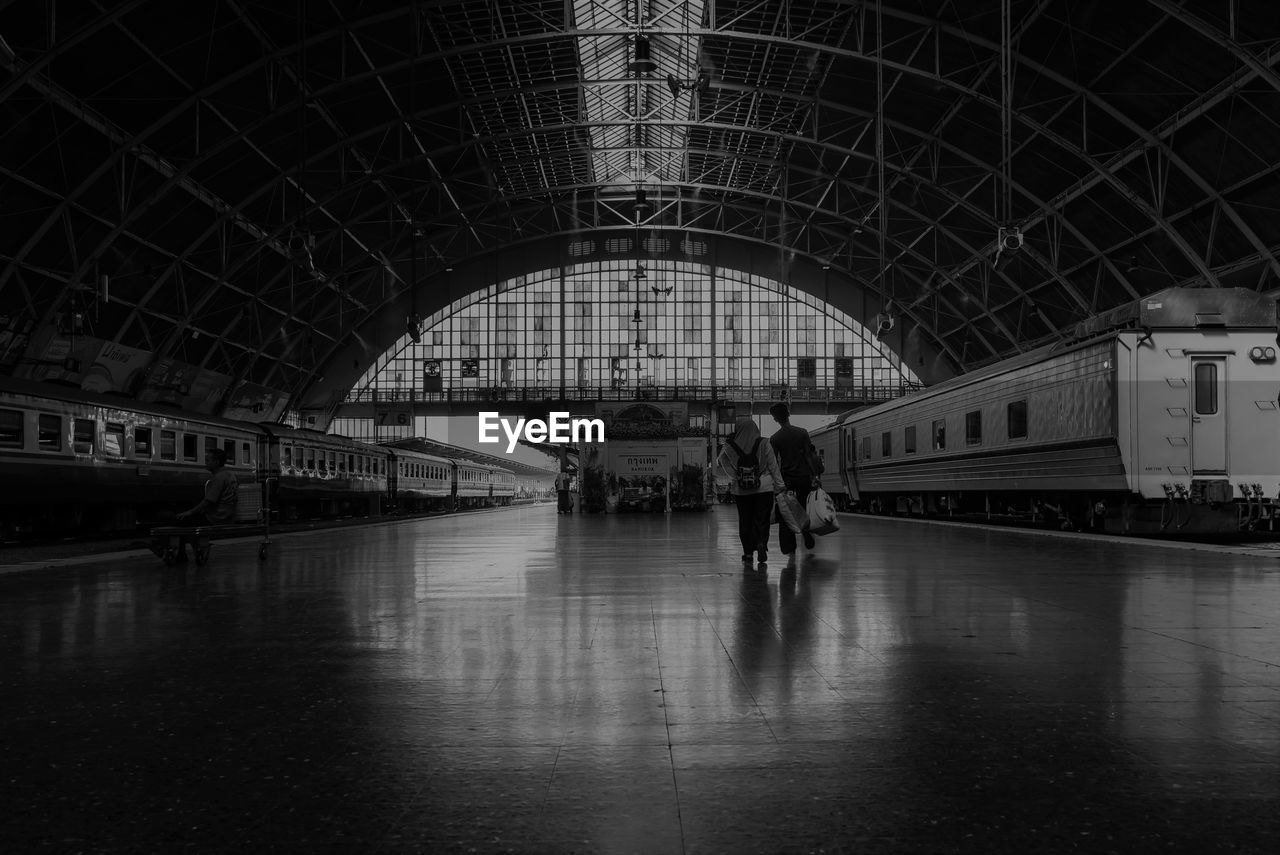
[
  {"left": 177, "top": 448, "right": 239, "bottom": 525},
  {"left": 151, "top": 448, "right": 238, "bottom": 562}
]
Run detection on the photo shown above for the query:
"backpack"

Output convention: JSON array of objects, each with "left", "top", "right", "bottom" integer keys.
[{"left": 727, "top": 438, "right": 762, "bottom": 490}]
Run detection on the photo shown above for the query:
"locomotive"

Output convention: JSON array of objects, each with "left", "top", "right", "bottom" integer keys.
[
  {"left": 811, "top": 287, "right": 1280, "bottom": 536},
  {"left": 0, "top": 376, "right": 515, "bottom": 537}
]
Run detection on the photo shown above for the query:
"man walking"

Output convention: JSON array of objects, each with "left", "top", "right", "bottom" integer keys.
[{"left": 768, "top": 402, "right": 822, "bottom": 557}]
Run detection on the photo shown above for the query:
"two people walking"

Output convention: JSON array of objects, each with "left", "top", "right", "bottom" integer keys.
[{"left": 716, "top": 402, "right": 822, "bottom": 565}]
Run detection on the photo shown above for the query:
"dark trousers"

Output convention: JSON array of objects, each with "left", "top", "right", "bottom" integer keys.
[
  {"left": 733, "top": 492, "right": 774, "bottom": 558},
  {"left": 777, "top": 479, "right": 813, "bottom": 555}
]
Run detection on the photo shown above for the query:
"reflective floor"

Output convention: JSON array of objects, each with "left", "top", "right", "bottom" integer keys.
[{"left": 2, "top": 507, "right": 1278, "bottom": 853}]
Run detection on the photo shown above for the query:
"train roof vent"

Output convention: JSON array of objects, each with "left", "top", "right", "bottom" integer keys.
[{"left": 1194, "top": 312, "right": 1225, "bottom": 327}]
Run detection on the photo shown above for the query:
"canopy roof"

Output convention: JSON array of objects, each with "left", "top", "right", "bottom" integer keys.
[{"left": 1, "top": 1, "right": 1276, "bottom": 415}]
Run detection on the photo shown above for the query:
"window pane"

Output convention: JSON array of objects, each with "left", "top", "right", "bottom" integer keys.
[
  {"left": 1194, "top": 363, "right": 1217, "bottom": 415},
  {"left": 1007, "top": 400, "right": 1028, "bottom": 439},
  {"left": 74, "top": 418, "right": 94, "bottom": 454},
  {"left": 39, "top": 414, "right": 61, "bottom": 451},
  {"left": 904, "top": 425, "right": 916, "bottom": 454},
  {"left": 134, "top": 427, "right": 153, "bottom": 457},
  {"left": 160, "top": 430, "right": 176, "bottom": 460},
  {"left": 104, "top": 422, "right": 125, "bottom": 456},
  {"left": 183, "top": 435, "right": 198, "bottom": 461},
  {"left": 881, "top": 431, "right": 891, "bottom": 457},
  {"left": 966, "top": 411, "right": 982, "bottom": 445},
  {"left": 0, "top": 409, "right": 22, "bottom": 447},
  {"left": 932, "top": 419, "right": 946, "bottom": 451}
]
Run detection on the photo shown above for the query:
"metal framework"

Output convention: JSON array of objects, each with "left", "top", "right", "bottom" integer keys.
[{"left": 0, "top": 1, "right": 1277, "bottom": 419}]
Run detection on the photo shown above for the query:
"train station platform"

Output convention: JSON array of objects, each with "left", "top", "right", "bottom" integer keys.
[{"left": 2, "top": 507, "right": 1278, "bottom": 853}]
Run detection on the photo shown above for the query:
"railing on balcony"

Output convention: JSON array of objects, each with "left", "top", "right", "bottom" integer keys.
[{"left": 342, "top": 383, "right": 923, "bottom": 406}]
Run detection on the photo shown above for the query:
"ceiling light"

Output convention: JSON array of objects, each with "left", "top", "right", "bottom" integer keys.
[{"left": 629, "top": 36, "right": 657, "bottom": 75}]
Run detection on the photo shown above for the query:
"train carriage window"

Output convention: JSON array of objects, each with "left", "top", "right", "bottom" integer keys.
[
  {"left": 182, "top": 435, "right": 198, "bottom": 462},
  {"left": 134, "top": 427, "right": 152, "bottom": 458},
  {"left": 965, "top": 411, "right": 982, "bottom": 446},
  {"left": 881, "top": 431, "right": 891, "bottom": 457},
  {"left": 104, "top": 422, "right": 125, "bottom": 456},
  {"left": 306, "top": 448, "right": 316, "bottom": 471},
  {"left": 1194, "top": 363, "right": 1218, "bottom": 415},
  {"left": 932, "top": 419, "right": 946, "bottom": 451},
  {"left": 160, "top": 430, "right": 176, "bottom": 460},
  {"left": 356, "top": 456, "right": 363, "bottom": 475},
  {"left": 0, "top": 409, "right": 22, "bottom": 448},
  {"left": 904, "top": 425, "right": 916, "bottom": 454},
  {"left": 318, "top": 450, "right": 327, "bottom": 474},
  {"left": 205, "top": 437, "right": 219, "bottom": 461},
  {"left": 328, "top": 451, "right": 336, "bottom": 473},
  {"left": 241, "top": 442, "right": 251, "bottom": 466},
  {"left": 1008, "top": 400, "right": 1028, "bottom": 439},
  {"left": 74, "top": 418, "right": 95, "bottom": 454},
  {"left": 38, "top": 414, "right": 62, "bottom": 451},
  {"left": 284, "top": 445, "right": 293, "bottom": 468},
  {"left": 223, "top": 439, "right": 236, "bottom": 465},
  {"left": 338, "top": 454, "right": 347, "bottom": 474}
]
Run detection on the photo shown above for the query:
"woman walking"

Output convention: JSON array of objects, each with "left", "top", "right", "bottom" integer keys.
[{"left": 715, "top": 417, "right": 786, "bottom": 565}]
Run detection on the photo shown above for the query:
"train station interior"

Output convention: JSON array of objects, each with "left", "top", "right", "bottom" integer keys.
[{"left": 2, "top": 2, "right": 1278, "bottom": 852}]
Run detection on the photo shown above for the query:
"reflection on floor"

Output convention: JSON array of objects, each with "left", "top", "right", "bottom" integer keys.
[{"left": 1, "top": 508, "right": 1278, "bottom": 853}]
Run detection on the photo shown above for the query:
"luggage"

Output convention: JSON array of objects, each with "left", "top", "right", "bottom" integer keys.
[
  {"left": 806, "top": 487, "right": 839, "bottom": 536},
  {"left": 774, "top": 490, "right": 806, "bottom": 534}
]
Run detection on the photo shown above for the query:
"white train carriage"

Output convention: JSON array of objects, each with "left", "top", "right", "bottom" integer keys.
[
  {"left": 387, "top": 447, "right": 455, "bottom": 512},
  {"left": 488, "top": 464, "right": 516, "bottom": 505},
  {"left": 454, "top": 459, "right": 505, "bottom": 508},
  {"left": 0, "top": 375, "right": 260, "bottom": 533},
  {"left": 266, "top": 424, "right": 387, "bottom": 518},
  {"left": 810, "top": 416, "right": 853, "bottom": 510},
  {"left": 843, "top": 287, "right": 1280, "bottom": 535}
]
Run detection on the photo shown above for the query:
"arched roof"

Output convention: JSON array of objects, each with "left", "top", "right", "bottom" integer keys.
[{"left": 1, "top": 1, "right": 1276, "bottom": 416}]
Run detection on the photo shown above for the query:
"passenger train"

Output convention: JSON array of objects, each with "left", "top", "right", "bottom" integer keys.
[
  {"left": 0, "top": 376, "right": 516, "bottom": 537},
  {"left": 811, "top": 287, "right": 1280, "bottom": 536}
]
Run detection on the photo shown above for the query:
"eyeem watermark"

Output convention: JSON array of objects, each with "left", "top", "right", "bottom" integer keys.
[{"left": 478, "top": 412, "right": 605, "bottom": 453}]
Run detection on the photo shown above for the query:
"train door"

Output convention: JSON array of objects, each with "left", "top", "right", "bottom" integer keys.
[{"left": 1190, "top": 357, "right": 1227, "bottom": 473}]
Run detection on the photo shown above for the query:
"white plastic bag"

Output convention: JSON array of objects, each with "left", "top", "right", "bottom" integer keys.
[
  {"left": 774, "top": 490, "right": 806, "bottom": 534},
  {"left": 806, "top": 487, "right": 839, "bottom": 536}
]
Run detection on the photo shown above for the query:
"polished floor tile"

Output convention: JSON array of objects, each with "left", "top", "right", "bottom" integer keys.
[{"left": 1, "top": 507, "right": 1278, "bottom": 853}]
